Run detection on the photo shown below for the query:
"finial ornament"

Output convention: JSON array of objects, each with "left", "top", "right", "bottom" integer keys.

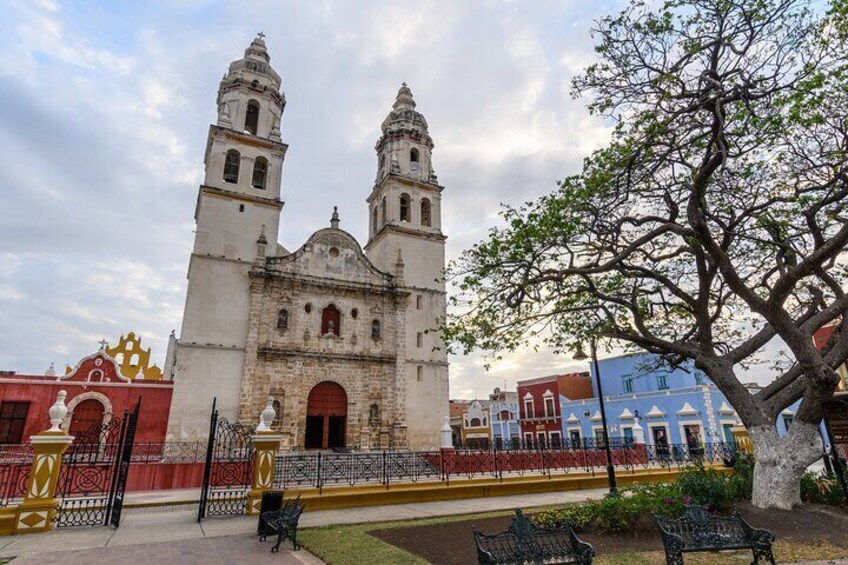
[
  {"left": 98, "top": 339, "right": 108, "bottom": 350},
  {"left": 330, "top": 206, "right": 340, "bottom": 229},
  {"left": 48, "top": 390, "right": 68, "bottom": 432},
  {"left": 440, "top": 416, "right": 453, "bottom": 448},
  {"left": 257, "top": 31, "right": 266, "bottom": 40},
  {"left": 257, "top": 396, "right": 276, "bottom": 432}
]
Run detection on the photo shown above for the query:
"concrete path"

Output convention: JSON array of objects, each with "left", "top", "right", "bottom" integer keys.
[{"left": 0, "top": 488, "right": 608, "bottom": 563}]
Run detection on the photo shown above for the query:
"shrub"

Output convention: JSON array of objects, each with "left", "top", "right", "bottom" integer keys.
[
  {"left": 800, "top": 470, "right": 846, "bottom": 506},
  {"left": 676, "top": 464, "right": 747, "bottom": 510},
  {"left": 533, "top": 463, "right": 754, "bottom": 534}
]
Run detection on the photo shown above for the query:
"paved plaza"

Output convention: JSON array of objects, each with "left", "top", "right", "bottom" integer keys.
[{"left": 0, "top": 489, "right": 608, "bottom": 564}]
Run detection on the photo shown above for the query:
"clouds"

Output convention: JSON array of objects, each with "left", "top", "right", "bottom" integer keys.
[{"left": 0, "top": 0, "right": 620, "bottom": 394}]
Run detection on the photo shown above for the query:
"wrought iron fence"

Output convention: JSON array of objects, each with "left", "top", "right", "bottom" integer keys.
[
  {"left": 0, "top": 445, "right": 33, "bottom": 507},
  {"left": 129, "top": 442, "right": 207, "bottom": 463},
  {"left": 272, "top": 442, "right": 737, "bottom": 491},
  {"left": 454, "top": 437, "right": 637, "bottom": 451}
]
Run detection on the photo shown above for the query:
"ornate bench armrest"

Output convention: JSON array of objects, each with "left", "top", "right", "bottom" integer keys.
[{"left": 735, "top": 511, "right": 775, "bottom": 544}]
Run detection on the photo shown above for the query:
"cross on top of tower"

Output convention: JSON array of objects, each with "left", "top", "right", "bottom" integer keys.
[
  {"left": 98, "top": 339, "right": 108, "bottom": 350},
  {"left": 257, "top": 31, "right": 265, "bottom": 40}
]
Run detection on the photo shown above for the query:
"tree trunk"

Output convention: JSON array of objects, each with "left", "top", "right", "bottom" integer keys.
[{"left": 748, "top": 422, "right": 822, "bottom": 510}]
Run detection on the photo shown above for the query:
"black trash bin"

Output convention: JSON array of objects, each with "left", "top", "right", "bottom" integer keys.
[{"left": 257, "top": 490, "right": 285, "bottom": 536}]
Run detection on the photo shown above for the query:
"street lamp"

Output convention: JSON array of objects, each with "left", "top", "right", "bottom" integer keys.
[{"left": 574, "top": 339, "right": 618, "bottom": 494}]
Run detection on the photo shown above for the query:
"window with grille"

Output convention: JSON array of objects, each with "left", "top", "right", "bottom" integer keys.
[{"left": 0, "top": 402, "right": 29, "bottom": 444}]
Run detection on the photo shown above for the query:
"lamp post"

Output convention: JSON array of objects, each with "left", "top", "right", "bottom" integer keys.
[{"left": 574, "top": 339, "right": 618, "bottom": 494}]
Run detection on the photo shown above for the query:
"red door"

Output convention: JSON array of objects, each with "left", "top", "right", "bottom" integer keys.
[
  {"left": 305, "top": 382, "right": 347, "bottom": 449},
  {"left": 69, "top": 399, "right": 105, "bottom": 436}
]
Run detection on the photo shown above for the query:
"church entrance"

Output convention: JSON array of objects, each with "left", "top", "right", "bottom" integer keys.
[{"left": 305, "top": 381, "right": 347, "bottom": 450}]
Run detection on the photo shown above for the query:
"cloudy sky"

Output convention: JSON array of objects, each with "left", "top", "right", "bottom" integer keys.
[{"left": 0, "top": 0, "right": 651, "bottom": 397}]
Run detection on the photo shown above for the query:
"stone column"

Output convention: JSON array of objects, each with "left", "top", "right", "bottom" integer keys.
[
  {"left": 246, "top": 397, "right": 282, "bottom": 515},
  {"left": 13, "top": 391, "right": 74, "bottom": 534}
]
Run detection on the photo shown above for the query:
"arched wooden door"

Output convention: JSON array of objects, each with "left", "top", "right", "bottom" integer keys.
[
  {"left": 305, "top": 382, "right": 347, "bottom": 450},
  {"left": 69, "top": 399, "right": 105, "bottom": 436}
]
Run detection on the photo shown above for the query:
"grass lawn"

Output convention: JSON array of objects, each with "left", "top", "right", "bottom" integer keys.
[
  {"left": 298, "top": 509, "right": 848, "bottom": 565},
  {"left": 298, "top": 509, "right": 520, "bottom": 565}
]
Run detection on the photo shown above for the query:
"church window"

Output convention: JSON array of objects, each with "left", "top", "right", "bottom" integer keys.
[
  {"left": 369, "top": 403, "right": 380, "bottom": 427},
  {"left": 305, "top": 302, "right": 312, "bottom": 313},
  {"left": 245, "top": 100, "right": 260, "bottom": 135},
  {"left": 400, "top": 193, "right": 411, "bottom": 222},
  {"left": 351, "top": 308, "right": 358, "bottom": 319},
  {"left": 328, "top": 247, "right": 339, "bottom": 259},
  {"left": 371, "top": 320, "right": 381, "bottom": 340},
  {"left": 115, "top": 353, "right": 124, "bottom": 364},
  {"left": 277, "top": 309, "right": 289, "bottom": 330},
  {"left": 239, "top": 204, "right": 245, "bottom": 212},
  {"left": 381, "top": 197, "right": 387, "bottom": 224},
  {"left": 321, "top": 305, "right": 341, "bottom": 336},
  {"left": 421, "top": 198, "right": 432, "bottom": 227},
  {"left": 272, "top": 399, "right": 283, "bottom": 429},
  {"left": 470, "top": 417, "right": 481, "bottom": 427},
  {"left": 410, "top": 148, "right": 420, "bottom": 175},
  {"left": 417, "top": 365, "right": 423, "bottom": 381},
  {"left": 223, "top": 150, "right": 241, "bottom": 183},
  {"left": 416, "top": 332, "right": 423, "bottom": 348},
  {"left": 130, "top": 354, "right": 139, "bottom": 366},
  {"left": 252, "top": 157, "right": 268, "bottom": 189},
  {"left": 379, "top": 154, "right": 385, "bottom": 174},
  {"left": 371, "top": 207, "right": 378, "bottom": 234},
  {"left": 416, "top": 295, "right": 422, "bottom": 309}
]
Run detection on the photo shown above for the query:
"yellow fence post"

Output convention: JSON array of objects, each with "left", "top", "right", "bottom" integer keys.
[
  {"left": 247, "top": 396, "right": 282, "bottom": 515},
  {"left": 11, "top": 391, "right": 74, "bottom": 534}
]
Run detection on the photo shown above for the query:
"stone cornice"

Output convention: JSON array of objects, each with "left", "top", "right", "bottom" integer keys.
[
  {"left": 178, "top": 342, "right": 246, "bottom": 352},
  {"left": 210, "top": 124, "right": 288, "bottom": 152},
  {"left": 250, "top": 269, "right": 412, "bottom": 298},
  {"left": 190, "top": 253, "right": 255, "bottom": 266},
  {"left": 364, "top": 224, "right": 447, "bottom": 252},
  {"left": 199, "top": 185, "right": 284, "bottom": 209},
  {"left": 258, "top": 346, "right": 397, "bottom": 364},
  {"left": 368, "top": 174, "right": 444, "bottom": 201}
]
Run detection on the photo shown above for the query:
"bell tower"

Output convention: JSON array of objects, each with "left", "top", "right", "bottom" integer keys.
[
  {"left": 168, "top": 34, "right": 288, "bottom": 438},
  {"left": 365, "top": 83, "right": 449, "bottom": 449}
]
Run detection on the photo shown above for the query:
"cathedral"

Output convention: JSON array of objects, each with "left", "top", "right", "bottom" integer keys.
[{"left": 165, "top": 35, "right": 449, "bottom": 451}]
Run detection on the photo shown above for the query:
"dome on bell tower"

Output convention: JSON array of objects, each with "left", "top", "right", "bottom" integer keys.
[{"left": 380, "top": 83, "right": 431, "bottom": 143}]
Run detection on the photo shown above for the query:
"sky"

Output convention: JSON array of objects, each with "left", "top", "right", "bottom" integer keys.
[{"left": 0, "top": 0, "right": 724, "bottom": 399}]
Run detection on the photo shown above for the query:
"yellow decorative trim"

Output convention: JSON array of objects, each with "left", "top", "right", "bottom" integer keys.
[{"left": 105, "top": 331, "right": 163, "bottom": 381}]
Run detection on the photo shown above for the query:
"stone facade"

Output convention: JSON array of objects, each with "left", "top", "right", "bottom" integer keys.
[
  {"left": 238, "top": 226, "right": 411, "bottom": 450},
  {"left": 167, "top": 36, "right": 448, "bottom": 450}
]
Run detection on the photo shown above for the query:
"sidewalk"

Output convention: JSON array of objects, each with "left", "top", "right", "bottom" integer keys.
[{"left": 0, "top": 489, "right": 608, "bottom": 563}]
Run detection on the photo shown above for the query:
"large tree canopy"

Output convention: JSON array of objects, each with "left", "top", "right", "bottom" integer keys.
[{"left": 445, "top": 0, "right": 848, "bottom": 508}]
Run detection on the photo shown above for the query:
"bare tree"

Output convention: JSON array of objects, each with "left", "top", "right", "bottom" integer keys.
[{"left": 444, "top": 0, "right": 848, "bottom": 509}]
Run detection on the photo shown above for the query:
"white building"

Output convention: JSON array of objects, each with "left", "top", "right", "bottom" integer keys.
[{"left": 166, "top": 36, "right": 449, "bottom": 450}]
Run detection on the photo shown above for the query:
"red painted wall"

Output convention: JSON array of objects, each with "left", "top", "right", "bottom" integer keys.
[
  {"left": 125, "top": 461, "right": 205, "bottom": 492},
  {"left": 0, "top": 376, "right": 172, "bottom": 444},
  {"left": 517, "top": 378, "right": 562, "bottom": 437}
]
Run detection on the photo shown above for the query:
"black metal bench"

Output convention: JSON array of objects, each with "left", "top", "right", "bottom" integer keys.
[
  {"left": 654, "top": 504, "right": 775, "bottom": 565},
  {"left": 472, "top": 509, "right": 594, "bottom": 564},
  {"left": 259, "top": 495, "right": 304, "bottom": 553}
]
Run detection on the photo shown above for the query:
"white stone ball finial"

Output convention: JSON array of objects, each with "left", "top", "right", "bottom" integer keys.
[
  {"left": 48, "top": 390, "right": 68, "bottom": 432},
  {"left": 257, "top": 396, "right": 276, "bottom": 432}
]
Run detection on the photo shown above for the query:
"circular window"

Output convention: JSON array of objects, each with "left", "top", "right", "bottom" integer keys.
[
  {"left": 329, "top": 247, "right": 340, "bottom": 259},
  {"left": 305, "top": 302, "right": 312, "bottom": 314},
  {"left": 351, "top": 308, "right": 358, "bottom": 319}
]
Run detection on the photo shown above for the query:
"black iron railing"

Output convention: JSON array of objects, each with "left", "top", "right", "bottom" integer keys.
[{"left": 272, "top": 442, "right": 737, "bottom": 491}]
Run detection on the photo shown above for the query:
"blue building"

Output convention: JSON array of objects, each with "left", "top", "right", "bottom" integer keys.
[
  {"left": 560, "top": 353, "right": 741, "bottom": 449},
  {"left": 488, "top": 388, "right": 520, "bottom": 444}
]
